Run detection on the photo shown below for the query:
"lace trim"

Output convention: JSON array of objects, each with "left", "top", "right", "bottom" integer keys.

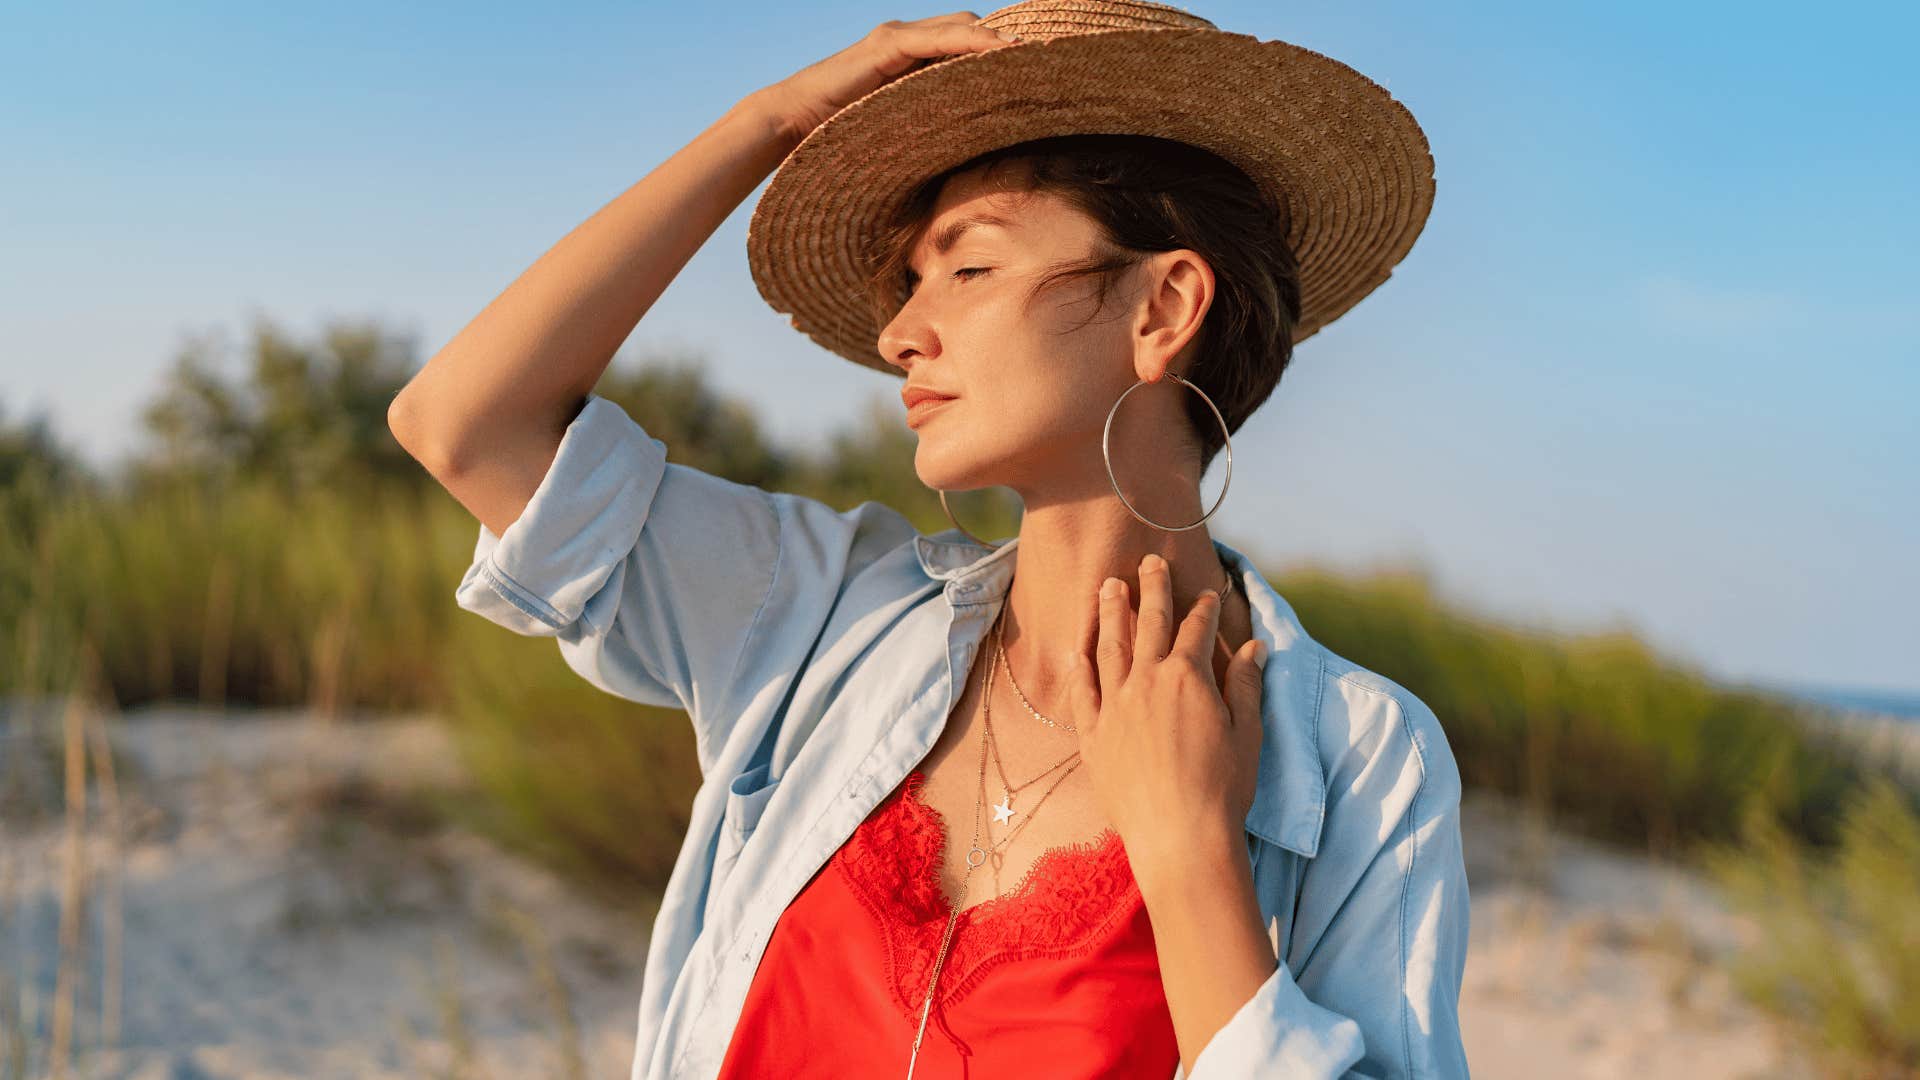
[{"left": 832, "top": 768, "right": 1141, "bottom": 1018}]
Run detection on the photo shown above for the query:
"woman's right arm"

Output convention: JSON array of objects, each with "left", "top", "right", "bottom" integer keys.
[
  {"left": 388, "top": 12, "right": 1019, "bottom": 540},
  {"left": 397, "top": 15, "right": 1020, "bottom": 772},
  {"left": 386, "top": 91, "right": 800, "bottom": 538}
]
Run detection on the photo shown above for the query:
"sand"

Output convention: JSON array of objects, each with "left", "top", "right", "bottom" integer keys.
[{"left": 0, "top": 699, "right": 1823, "bottom": 1078}]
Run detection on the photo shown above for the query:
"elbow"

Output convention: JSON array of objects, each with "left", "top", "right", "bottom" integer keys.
[
  {"left": 388, "top": 388, "right": 459, "bottom": 477},
  {"left": 389, "top": 380, "right": 591, "bottom": 482}
]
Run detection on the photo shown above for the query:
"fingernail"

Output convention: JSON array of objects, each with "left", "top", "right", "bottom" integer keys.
[
  {"left": 1100, "top": 577, "right": 1121, "bottom": 599},
  {"left": 1253, "top": 640, "right": 1268, "bottom": 668},
  {"left": 1201, "top": 589, "right": 1219, "bottom": 603},
  {"left": 1141, "top": 553, "right": 1163, "bottom": 572},
  {"left": 995, "top": 29, "right": 1019, "bottom": 41}
]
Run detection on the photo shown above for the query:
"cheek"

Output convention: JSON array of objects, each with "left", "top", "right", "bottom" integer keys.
[
  {"left": 951, "top": 294, "right": 1123, "bottom": 434},
  {"left": 983, "top": 373, "right": 1104, "bottom": 448}
]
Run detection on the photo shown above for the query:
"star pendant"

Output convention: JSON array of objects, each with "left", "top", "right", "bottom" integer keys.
[{"left": 992, "top": 795, "right": 1016, "bottom": 825}]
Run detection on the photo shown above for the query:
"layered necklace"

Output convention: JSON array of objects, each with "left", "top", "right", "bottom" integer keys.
[{"left": 906, "top": 604, "right": 1081, "bottom": 1077}]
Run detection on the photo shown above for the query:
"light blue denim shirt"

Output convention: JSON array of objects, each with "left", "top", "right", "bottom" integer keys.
[{"left": 454, "top": 393, "right": 1472, "bottom": 1080}]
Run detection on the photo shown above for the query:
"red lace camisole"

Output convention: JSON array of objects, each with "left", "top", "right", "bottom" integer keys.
[{"left": 715, "top": 767, "right": 1180, "bottom": 1078}]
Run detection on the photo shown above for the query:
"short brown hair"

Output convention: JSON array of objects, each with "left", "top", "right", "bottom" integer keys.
[{"left": 863, "top": 133, "right": 1301, "bottom": 474}]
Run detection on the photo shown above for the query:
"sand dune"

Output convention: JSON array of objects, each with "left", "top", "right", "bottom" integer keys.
[{"left": 1, "top": 702, "right": 1820, "bottom": 1078}]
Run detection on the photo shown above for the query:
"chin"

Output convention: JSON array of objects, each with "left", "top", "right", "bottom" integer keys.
[{"left": 913, "top": 438, "right": 990, "bottom": 495}]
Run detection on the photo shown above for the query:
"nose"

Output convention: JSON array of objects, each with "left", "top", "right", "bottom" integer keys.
[{"left": 876, "top": 308, "right": 935, "bottom": 374}]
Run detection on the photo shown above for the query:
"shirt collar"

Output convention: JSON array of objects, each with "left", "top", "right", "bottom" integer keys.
[{"left": 913, "top": 531, "right": 1328, "bottom": 858}]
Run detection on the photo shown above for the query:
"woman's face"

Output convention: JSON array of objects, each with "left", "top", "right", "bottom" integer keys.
[{"left": 878, "top": 163, "right": 1195, "bottom": 497}]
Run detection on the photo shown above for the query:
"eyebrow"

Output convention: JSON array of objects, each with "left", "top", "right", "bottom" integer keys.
[{"left": 904, "top": 213, "right": 1016, "bottom": 283}]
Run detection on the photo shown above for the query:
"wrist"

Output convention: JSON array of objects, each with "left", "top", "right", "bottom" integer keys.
[
  {"left": 733, "top": 89, "right": 811, "bottom": 154},
  {"left": 1130, "top": 825, "right": 1251, "bottom": 902}
]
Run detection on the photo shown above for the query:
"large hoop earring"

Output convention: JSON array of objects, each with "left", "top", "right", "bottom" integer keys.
[
  {"left": 1103, "top": 371, "right": 1232, "bottom": 532},
  {"left": 934, "top": 371, "right": 1232, "bottom": 545}
]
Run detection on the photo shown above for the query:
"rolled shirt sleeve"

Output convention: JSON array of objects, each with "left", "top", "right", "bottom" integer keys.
[
  {"left": 1182, "top": 961, "right": 1366, "bottom": 1077},
  {"left": 1186, "top": 690, "right": 1472, "bottom": 1079},
  {"left": 453, "top": 392, "right": 917, "bottom": 774}
]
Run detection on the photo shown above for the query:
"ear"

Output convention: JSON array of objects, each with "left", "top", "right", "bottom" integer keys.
[{"left": 1131, "top": 249, "right": 1213, "bottom": 384}]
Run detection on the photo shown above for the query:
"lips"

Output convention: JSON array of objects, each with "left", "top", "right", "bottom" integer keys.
[
  {"left": 904, "top": 394, "right": 956, "bottom": 428},
  {"left": 901, "top": 388, "right": 957, "bottom": 409}
]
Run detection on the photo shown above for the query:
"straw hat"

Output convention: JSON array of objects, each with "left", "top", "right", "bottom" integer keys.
[{"left": 745, "top": 0, "right": 1435, "bottom": 377}]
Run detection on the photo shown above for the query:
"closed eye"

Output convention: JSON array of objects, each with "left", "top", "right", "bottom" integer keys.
[{"left": 902, "top": 266, "right": 991, "bottom": 297}]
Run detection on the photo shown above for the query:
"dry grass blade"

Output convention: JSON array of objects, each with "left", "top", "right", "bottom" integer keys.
[
  {"left": 80, "top": 644, "right": 124, "bottom": 1048},
  {"left": 48, "top": 672, "right": 90, "bottom": 1079}
]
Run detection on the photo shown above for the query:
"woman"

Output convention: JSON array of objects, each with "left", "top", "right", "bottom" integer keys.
[{"left": 390, "top": 4, "right": 1470, "bottom": 1078}]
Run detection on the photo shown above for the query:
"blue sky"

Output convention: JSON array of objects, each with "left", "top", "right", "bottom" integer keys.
[{"left": 3, "top": 1, "right": 1915, "bottom": 699}]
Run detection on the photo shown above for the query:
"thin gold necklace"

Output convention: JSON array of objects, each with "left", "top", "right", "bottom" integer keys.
[
  {"left": 996, "top": 555, "right": 1241, "bottom": 738},
  {"left": 985, "top": 627, "right": 1081, "bottom": 827}
]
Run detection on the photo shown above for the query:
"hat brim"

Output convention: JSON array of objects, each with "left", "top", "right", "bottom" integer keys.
[{"left": 747, "top": 27, "right": 1435, "bottom": 376}]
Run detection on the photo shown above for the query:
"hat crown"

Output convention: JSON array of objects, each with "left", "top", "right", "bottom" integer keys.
[
  {"left": 981, "top": 0, "right": 1218, "bottom": 43},
  {"left": 748, "top": 0, "right": 1436, "bottom": 370}
]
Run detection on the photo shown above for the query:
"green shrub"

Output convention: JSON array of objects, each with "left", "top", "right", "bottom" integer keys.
[
  {"left": 1274, "top": 562, "right": 1868, "bottom": 856},
  {"left": 0, "top": 477, "right": 456, "bottom": 712}
]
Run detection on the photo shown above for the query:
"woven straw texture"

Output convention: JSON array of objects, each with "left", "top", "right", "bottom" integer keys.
[{"left": 746, "top": 0, "right": 1435, "bottom": 377}]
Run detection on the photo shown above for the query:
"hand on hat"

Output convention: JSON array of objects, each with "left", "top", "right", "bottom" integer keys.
[
  {"left": 752, "top": 11, "right": 1020, "bottom": 146},
  {"left": 1066, "top": 552, "right": 1267, "bottom": 886}
]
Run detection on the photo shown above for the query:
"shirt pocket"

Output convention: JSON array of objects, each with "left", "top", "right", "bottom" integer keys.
[{"left": 706, "top": 760, "right": 782, "bottom": 923}]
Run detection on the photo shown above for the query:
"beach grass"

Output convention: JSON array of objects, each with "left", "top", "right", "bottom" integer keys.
[{"left": 1701, "top": 774, "right": 1920, "bottom": 1077}]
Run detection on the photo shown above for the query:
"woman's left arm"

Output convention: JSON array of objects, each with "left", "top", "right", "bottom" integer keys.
[
  {"left": 1174, "top": 688, "right": 1473, "bottom": 1079},
  {"left": 1069, "top": 556, "right": 1471, "bottom": 1079},
  {"left": 1131, "top": 830, "right": 1358, "bottom": 1077}
]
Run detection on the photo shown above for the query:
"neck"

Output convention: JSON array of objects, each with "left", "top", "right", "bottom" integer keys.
[{"left": 991, "top": 499, "right": 1235, "bottom": 722}]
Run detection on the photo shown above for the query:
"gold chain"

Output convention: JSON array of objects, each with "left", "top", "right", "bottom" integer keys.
[
  {"left": 997, "top": 557, "right": 1240, "bottom": 737},
  {"left": 984, "top": 628, "right": 1082, "bottom": 807}
]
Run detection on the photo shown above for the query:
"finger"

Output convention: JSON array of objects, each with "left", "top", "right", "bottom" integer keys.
[
  {"left": 1095, "top": 576, "right": 1131, "bottom": 701},
  {"left": 1172, "top": 587, "right": 1223, "bottom": 669},
  {"left": 925, "top": 13, "right": 1020, "bottom": 48},
  {"left": 1210, "top": 630, "right": 1234, "bottom": 687},
  {"left": 879, "top": 15, "right": 1019, "bottom": 65},
  {"left": 1067, "top": 647, "right": 1101, "bottom": 737},
  {"left": 907, "top": 11, "right": 986, "bottom": 27},
  {"left": 1227, "top": 638, "right": 1268, "bottom": 732},
  {"left": 1134, "top": 553, "right": 1175, "bottom": 663}
]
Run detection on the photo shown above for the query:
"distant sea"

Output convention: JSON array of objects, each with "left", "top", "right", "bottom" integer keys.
[
  {"left": 1753, "top": 680, "right": 1920, "bottom": 785},
  {"left": 1770, "top": 682, "right": 1920, "bottom": 724}
]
